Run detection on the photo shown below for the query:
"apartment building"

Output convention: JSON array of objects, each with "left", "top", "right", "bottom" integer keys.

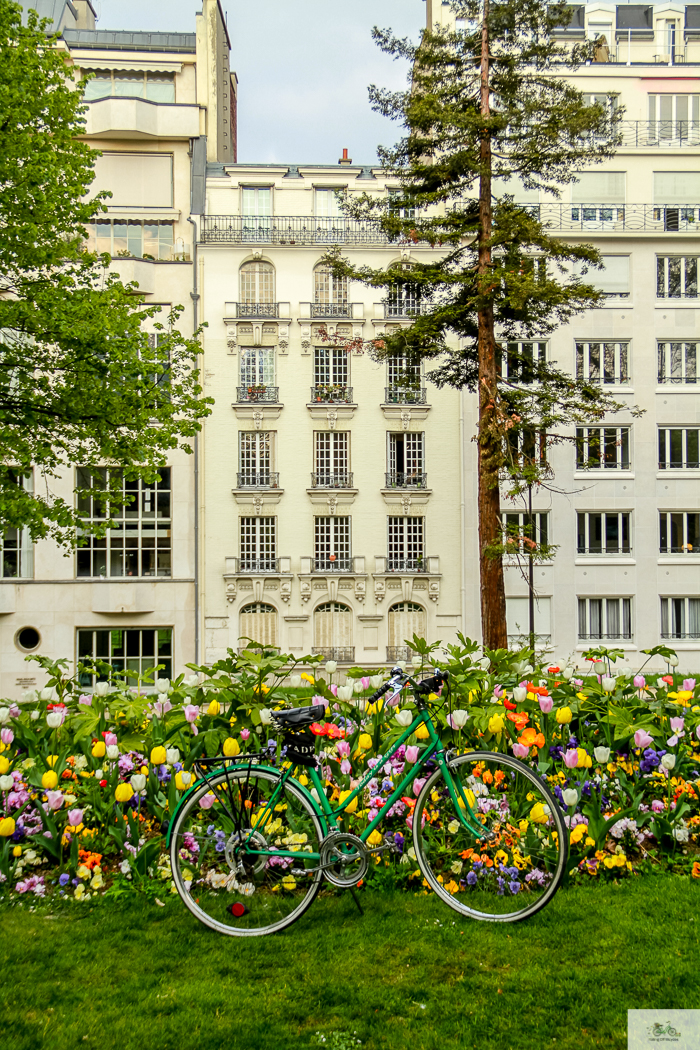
[{"left": 0, "top": 0, "right": 234, "bottom": 698}]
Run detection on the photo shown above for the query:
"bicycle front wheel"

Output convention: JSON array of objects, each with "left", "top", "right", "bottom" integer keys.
[
  {"left": 413, "top": 751, "right": 567, "bottom": 922},
  {"left": 170, "top": 766, "right": 325, "bottom": 937}
]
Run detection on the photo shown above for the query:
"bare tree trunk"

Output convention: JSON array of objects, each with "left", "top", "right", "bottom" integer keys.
[{"left": 477, "top": 0, "right": 508, "bottom": 651}]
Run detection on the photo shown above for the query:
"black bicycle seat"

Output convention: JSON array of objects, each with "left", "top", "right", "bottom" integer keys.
[{"left": 271, "top": 704, "right": 326, "bottom": 729}]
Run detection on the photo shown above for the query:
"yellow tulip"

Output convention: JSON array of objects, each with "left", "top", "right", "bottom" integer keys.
[
  {"left": 529, "top": 802, "right": 549, "bottom": 824},
  {"left": 12, "top": 845, "right": 22, "bottom": 857},
  {"left": 339, "top": 790, "right": 358, "bottom": 814},
  {"left": 91, "top": 741, "right": 106, "bottom": 758},
  {"left": 457, "top": 789, "right": 476, "bottom": 811},
  {"left": 576, "top": 747, "right": 592, "bottom": 769},
  {"left": 114, "top": 783, "right": 134, "bottom": 803},
  {"left": 150, "top": 746, "right": 167, "bottom": 765},
  {"left": 357, "top": 733, "right": 372, "bottom": 751},
  {"left": 556, "top": 707, "right": 572, "bottom": 725},
  {"left": 42, "top": 770, "right": 58, "bottom": 790},
  {"left": 175, "top": 770, "right": 195, "bottom": 791},
  {"left": 223, "top": 737, "right": 240, "bottom": 758},
  {"left": 0, "top": 757, "right": 9, "bottom": 775},
  {"left": 298, "top": 774, "right": 308, "bottom": 786},
  {"left": 207, "top": 699, "right": 220, "bottom": 716},
  {"left": 46, "top": 755, "right": 58, "bottom": 768},
  {"left": 0, "top": 817, "right": 16, "bottom": 837},
  {"left": 367, "top": 829, "right": 383, "bottom": 846},
  {"left": 488, "top": 714, "right": 505, "bottom": 734},
  {"left": 414, "top": 724, "right": 430, "bottom": 741}
]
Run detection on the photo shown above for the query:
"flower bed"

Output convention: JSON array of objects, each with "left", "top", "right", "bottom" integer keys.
[{"left": 1, "top": 640, "right": 700, "bottom": 903}]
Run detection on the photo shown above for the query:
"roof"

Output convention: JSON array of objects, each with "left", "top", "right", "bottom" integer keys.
[
  {"left": 19, "top": 0, "right": 77, "bottom": 32},
  {"left": 62, "top": 29, "right": 197, "bottom": 53}
]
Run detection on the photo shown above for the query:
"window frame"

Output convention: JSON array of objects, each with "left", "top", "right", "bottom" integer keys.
[
  {"left": 659, "top": 511, "right": 700, "bottom": 554},
  {"left": 575, "top": 341, "right": 629, "bottom": 385},
  {"left": 576, "top": 511, "right": 631, "bottom": 555},
  {"left": 577, "top": 597, "right": 633, "bottom": 641},
  {"left": 77, "top": 627, "right": 173, "bottom": 688},
  {"left": 576, "top": 427, "right": 631, "bottom": 471},
  {"left": 658, "top": 427, "right": 700, "bottom": 469}
]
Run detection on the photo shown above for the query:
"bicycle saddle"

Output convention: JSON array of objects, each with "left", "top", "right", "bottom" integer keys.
[{"left": 271, "top": 704, "right": 326, "bottom": 729}]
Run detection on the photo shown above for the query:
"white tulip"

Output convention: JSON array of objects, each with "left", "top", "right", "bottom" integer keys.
[
  {"left": 593, "top": 661, "right": 605, "bottom": 674},
  {"left": 370, "top": 675, "right": 384, "bottom": 689},
  {"left": 93, "top": 681, "right": 109, "bottom": 697},
  {"left": 522, "top": 664, "right": 533, "bottom": 675},
  {"left": 513, "top": 687, "right": 527, "bottom": 703},
  {"left": 673, "top": 825, "right": 689, "bottom": 843},
  {"left": 478, "top": 657, "right": 490, "bottom": 670},
  {"left": 22, "top": 690, "right": 37, "bottom": 703},
  {"left": 0, "top": 708, "right": 9, "bottom": 724},
  {"left": 166, "top": 748, "right": 180, "bottom": 765},
  {"left": 179, "top": 771, "right": 194, "bottom": 787},
  {"left": 0, "top": 775, "right": 14, "bottom": 791},
  {"left": 337, "top": 685, "right": 354, "bottom": 702},
  {"left": 594, "top": 746, "right": 611, "bottom": 764},
  {"left": 185, "top": 675, "right": 200, "bottom": 687},
  {"left": 668, "top": 655, "right": 679, "bottom": 667},
  {"left": 353, "top": 680, "right": 365, "bottom": 694},
  {"left": 130, "top": 774, "right": 146, "bottom": 792},
  {"left": 562, "top": 667, "right": 574, "bottom": 680},
  {"left": 95, "top": 768, "right": 104, "bottom": 779},
  {"left": 657, "top": 678, "right": 668, "bottom": 689},
  {"left": 106, "top": 744, "right": 119, "bottom": 760},
  {"left": 155, "top": 678, "right": 170, "bottom": 694},
  {"left": 451, "top": 709, "right": 469, "bottom": 729},
  {"left": 396, "top": 661, "right": 407, "bottom": 671},
  {"left": 601, "top": 677, "right": 615, "bottom": 692},
  {"left": 74, "top": 755, "right": 88, "bottom": 770},
  {"left": 46, "top": 711, "right": 63, "bottom": 729},
  {"left": 324, "top": 661, "right": 337, "bottom": 675},
  {"left": 40, "top": 688, "right": 55, "bottom": 702},
  {"left": 562, "top": 788, "right": 578, "bottom": 807},
  {"left": 661, "top": 754, "right": 676, "bottom": 770},
  {"left": 411, "top": 655, "right": 423, "bottom": 668},
  {"left": 395, "top": 709, "right": 413, "bottom": 727},
  {"left": 259, "top": 708, "right": 272, "bottom": 725},
  {"left": 30, "top": 710, "right": 39, "bottom": 721},
  {"left": 289, "top": 675, "right": 302, "bottom": 689}
]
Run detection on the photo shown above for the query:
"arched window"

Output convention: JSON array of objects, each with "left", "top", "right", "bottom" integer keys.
[
  {"left": 388, "top": 601, "right": 426, "bottom": 661},
  {"left": 313, "top": 264, "right": 348, "bottom": 314},
  {"left": 240, "top": 261, "right": 275, "bottom": 306},
  {"left": 239, "top": 602, "right": 278, "bottom": 650},
  {"left": 313, "top": 601, "right": 353, "bottom": 661}
]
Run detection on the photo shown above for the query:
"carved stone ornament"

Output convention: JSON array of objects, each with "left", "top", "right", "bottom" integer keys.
[
  {"left": 253, "top": 496, "right": 264, "bottom": 516},
  {"left": 401, "top": 410, "right": 411, "bottom": 431},
  {"left": 227, "top": 334, "right": 237, "bottom": 353},
  {"left": 429, "top": 579, "right": 440, "bottom": 603},
  {"left": 401, "top": 495, "right": 412, "bottom": 515},
  {"left": 355, "top": 578, "right": 366, "bottom": 604},
  {"left": 300, "top": 579, "right": 312, "bottom": 603},
  {"left": 326, "top": 409, "right": 338, "bottom": 430},
  {"left": 301, "top": 339, "right": 311, "bottom": 353},
  {"left": 400, "top": 248, "right": 412, "bottom": 262},
  {"left": 374, "top": 577, "right": 386, "bottom": 601},
  {"left": 280, "top": 578, "right": 292, "bottom": 603},
  {"left": 253, "top": 411, "right": 264, "bottom": 431},
  {"left": 252, "top": 249, "right": 263, "bottom": 260},
  {"left": 327, "top": 496, "right": 338, "bottom": 516},
  {"left": 226, "top": 581, "right": 237, "bottom": 604},
  {"left": 278, "top": 338, "right": 289, "bottom": 353}
]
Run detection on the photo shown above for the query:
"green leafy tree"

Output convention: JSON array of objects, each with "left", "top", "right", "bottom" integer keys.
[
  {"left": 325, "top": 0, "right": 626, "bottom": 649},
  {"left": 0, "top": 2, "right": 210, "bottom": 544}
]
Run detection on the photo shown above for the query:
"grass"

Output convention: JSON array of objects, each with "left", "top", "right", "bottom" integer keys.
[{"left": 1, "top": 877, "right": 699, "bottom": 1050}]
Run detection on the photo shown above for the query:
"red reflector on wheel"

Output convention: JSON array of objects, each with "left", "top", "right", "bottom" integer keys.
[{"left": 229, "top": 901, "right": 248, "bottom": 918}]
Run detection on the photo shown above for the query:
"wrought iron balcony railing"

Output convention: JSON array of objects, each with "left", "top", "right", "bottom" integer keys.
[
  {"left": 236, "top": 386, "right": 279, "bottom": 403},
  {"left": 229, "top": 302, "right": 280, "bottom": 318},
  {"left": 201, "top": 215, "right": 426, "bottom": 247},
  {"left": 577, "top": 546, "right": 632, "bottom": 556},
  {"left": 385, "top": 557, "right": 427, "bottom": 573},
  {"left": 660, "top": 546, "right": 699, "bottom": 554},
  {"left": 661, "top": 632, "right": 700, "bottom": 640},
  {"left": 236, "top": 472, "right": 280, "bottom": 489},
  {"left": 310, "top": 302, "right": 353, "bottom": 318},
  {"left": 541, "top": 204, "right": 700, "bottom": 233},
  {"left": 508, "top": 633, "right": 552, "bottom": 647},
  {"left": 384, "top": 301, "right": 426, "bottom": 318},
  {"left": 310, "top": 472, "right": 354, "bottom": 489},
  {"left": 311, "top": 556, "right": 354, "bottom": 573},
  {"left": 658, "top": 374, "right": 699, "bottom": 385},
  {"left": 578, "top": 632, "right": 633, "bottom": 641},
  {"left": 311, "top": 646, "right": 355, "bottom": 662},
  {"left": 383, "top": 387, "right": 427, "bottom": 405},
  {"left": 385, "top": 472, "right": 428, "bottom": 489},
  {"left": 309, "top": 385, "right": 353, "bottom": 404},
  {"left": 236, "top": 558, "right": 280, "bottom": 573},
  {"left": 386, "top": 645, "right": 414, "bottom": 662}
]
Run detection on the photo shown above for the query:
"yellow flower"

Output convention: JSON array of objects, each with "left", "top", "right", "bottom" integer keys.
[
  {"left": 114, "top": 783, "right": 134, "bottom": 803},
  {"left": 90, "top": 871, "right": 104, "bottom": 890},
  {"left": 253, "top": 683, "right": 270, "bottom": 695},
  {"left": 338, "top": 790, "right": 357, "bottom": 814},
  {"left": 175, "top": 770, "right": 195, "bottom": 791},
  {"left": 414, "top": 724, "right": 430, "bottom": 741},
  {"left": 577, "top": 747, "right": 592, "bottom": 769},
  {"left": 0, "top": 817, "right": 16, "bottom": 837},
  {"left": 556, "top": 707, "right": 572, "bottom": 725},
  {"left": 74, "top": 884, "right": 86, "bottom": 900},
  {"left": 76, "top": 864, "right": 90, "bottom": 879},
  {"left": 223, "top": 737, "right": 240, "bottom": 758},
  {"left": 300, "top": 673, "right": 315, "bottom": 684},
  {"left": 570, "top": 824, "right": 588, "bottom": 845},
  {"left": 206, "top": 699, "right": 220, "bottom": 716},
  {"left": 297, "top": 774, "right": 308, "bottom": 786},
  {"left": 150, "top": 746, "right": 167, "bottom": 765},
  {"left": 357, "top": 733, "right": 373, "bottom": 751},
  {"left": 0, "top": 757, "right": 8, "bottom": 775},
  {"left": 444, "top": 879, "right": 460, "bottom": 894},
  {"left": 91, "top": 741, "right": 106, "bottom": 758},
  {"left": 281, "top": 875, "right": 296, "bottom": 890},
  {"left": 251, "top": 808, "right": 271, "bottom": 828},
  {"left": 41, "top": 770, "right": 58, "bottom": 790},
  {"left": 576, "top": 692, "right": 587, "bottom": 701},
  {"left": 585, "top": 837, "right": 596, "bottom": 847},
  {"left": 12, "top": 845, "right": 22, "bottom": 857},
  {"left": 457, "top": 789, "right": 476, "bottom": 811},
  {"left": 367, "top": 829, "right": 383, "bottom": 846},
  {"left": 488, "top": 714, "right": 505, "bottom": 734},
  {"left": 46, "top": 755, "right": 58, "bottom": 767},
  {"left": 529, "top": 802, "right": 549, "bottom": 824}
]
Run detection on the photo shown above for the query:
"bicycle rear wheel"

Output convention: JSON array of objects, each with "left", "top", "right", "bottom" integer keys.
[
  {"left": 170, "top": 766, "right": 325, "bottom": 936},
  {"left": 413, "top": 751, "right": 567, "bottom": 922}
]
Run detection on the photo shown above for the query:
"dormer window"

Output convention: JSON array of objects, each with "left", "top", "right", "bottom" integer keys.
[{"left": 83, "top": 70, "right": 175, "bottom": 103}]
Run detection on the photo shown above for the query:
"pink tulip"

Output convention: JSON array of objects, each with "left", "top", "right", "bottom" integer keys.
[
  {"left": 361, "top": 676, "right": 370, "bottom": 690},
  {"left": 184, "top": 705, "right": 199, "bottom": 723},
  {"left": 78, "top": 694, "right": 92, "bottom": 707},
  {"left": 104, "top": 731, "right": 117, "bottom": 747},
  {"left": 634, "top": 729, "right": 654, "bottom": 749},
  {"left": 45, "top": 790, "right": 64, "bottom": 811},
  {"left": 405, "top": 745, "right": 419, "bottom": 764},
  {"left": 512, "top": 743, "right": 529, "bottom": 758},
  {"left": 152, "top": 699, "right": 172, "bottom": 717},
  {"left": 633, "top": 675, "right": 645, "bottom": 689},
  {"left": 683, "top": 679, "right": 696, "bottom": 692},
  {"left": 563, "top": 749, "right": 579, "bottom": 769},
  {"left": 8, "top": 704, "right": 19, "bottom": 718},
  {"left": 670, "top": 717, "right": 685, "bottom": 734},
  {"left": 240, "top": 728, "right": 250, "bottom": 740},
  {"left": 67, "top": 809, "right": 83, "bottom": 827},
  {"left": 493, "top": 685, "right": 503, "bottom": 698},
  {"left": 340, "top": 759, "right": 352, "bottom": 775},
  {"left": 199, "top": 794, "right": 216, "bottom": 810},
  {"left": 330, "top": 684, "right": 338, "bottom": 697},
  {"left": 413, "top": 777, "right": 427, "bottom": 797},
  {"left": 313, "top": 694, "right": 329, "bottom": 710},
  {"left": 538, "top": 696, "right": 553, "bottom": 714},
  {"left": 336, "top": 740, "right": 351, "bottom": 758},
  {"left": 1, "top": 728, "right": 13, "bottom": 745}
]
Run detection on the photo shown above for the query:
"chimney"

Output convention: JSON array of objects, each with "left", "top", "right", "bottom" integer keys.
[{"left": 339, "top": 148, "right": 352, "bottom": 166}]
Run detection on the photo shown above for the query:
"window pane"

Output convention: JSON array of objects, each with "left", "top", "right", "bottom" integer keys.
[
  {"left": 145, "top": 74, "right": 175, "bottom": 103},
  {"left": 114, "top": 72, "right": 144, "bottom": 98}
]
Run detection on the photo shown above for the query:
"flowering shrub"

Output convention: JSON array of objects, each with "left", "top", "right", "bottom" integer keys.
[{"left": 1, "top": 638, "right": 700, "bottom": 902}]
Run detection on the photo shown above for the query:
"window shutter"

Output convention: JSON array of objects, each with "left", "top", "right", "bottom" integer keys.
[
  {"left": 239, "top": 603, "right": 278, "bottom": 647},
  {"left": 597, "top": 256, "right": 630, "bottom": 293},
  {"left": 388, "top": 602, "right": 426, "bottom": 647},
  {"left": 314, "top": 602, "right": 352, "bottom": 648}
]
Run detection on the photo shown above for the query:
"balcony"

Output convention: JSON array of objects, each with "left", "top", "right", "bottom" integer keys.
[
  {"left": 584, "top": 121, "right": 700, "bottom": 148},
  {"left": 311, "top": 647, "right": 355, "bottom": 662},
  {"left": 578, "top": 633, "right": 633, "bottom": 642},
  {"left": 236, "top": 472, "right": 281, "bottom": 489},
  {"left": 385, "top": 558, "right": 428, "bottom": 573},
  {"left": 235, "top": 558, "right": 281, "bottom": 573},
  {"left": 539, "top": 204, "right": 700, "bottom": 234},
  {"left": 223, "top": 555, "right": 292, "bottom": 605},
  {"left": 227, "top": 303, "right": 282, "bottom": 319},
  {"left": 311, "top": 556, "right": 355, "bottom": 573},
  {"left": 200, "top": 215, "right": 427, "bottom": 248},
  {"left": 373, "top": 555, "right": 440, "bottom": 604},
  {"left": 83, "top": 97, "right": 200, "bottom": 140},
  {"left": 386, "top": 645, "right": 414, "bottom": 662},
  {"left": 309, "top": 385, "right": 353, "bottom": 404},
  {"left": 310, "top": 303, "right": 354, "bottom": 319},
  {"left": 383, "top": 301, "right": 426, "bottom": 319},
  {"left": 384, "top": 472, "right": 428, "bottom": 489},
  {"left": 236, "top": 386, "right": 280, "bottom": 404},
  {"left": 310, "top": 472, "right": 354, "bottom": 489},
  {"left": 384, "top": 387, "right": 427, "bottom": 405}
]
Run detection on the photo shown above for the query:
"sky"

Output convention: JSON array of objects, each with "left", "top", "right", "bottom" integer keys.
[{"left": 92, "top": 1, "right": 427, "bottom": 164}]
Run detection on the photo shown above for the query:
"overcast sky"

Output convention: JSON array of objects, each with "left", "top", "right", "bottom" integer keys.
[{"left": 92, "top": 1, "right": 426, "bottom": 164}]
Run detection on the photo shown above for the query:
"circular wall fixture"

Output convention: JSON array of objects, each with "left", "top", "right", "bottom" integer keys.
[{"left": 15, "top": 626, "right": 41, "bottom": 652}]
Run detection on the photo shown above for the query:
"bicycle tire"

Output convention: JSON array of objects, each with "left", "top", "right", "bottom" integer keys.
[
  {"left": 413, "top": 750, "right": 568, "bottom": 922},
  {"left": 170, "top": 765, "right": 325, "bottom": 937}
]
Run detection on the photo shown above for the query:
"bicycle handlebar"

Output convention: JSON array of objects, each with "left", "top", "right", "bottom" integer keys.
[
  {"left": 368, "top": 681, "right": 393, "bottom": 703},
  {"left": 368, "top": 667, "right": 449, "bottom": 704}
]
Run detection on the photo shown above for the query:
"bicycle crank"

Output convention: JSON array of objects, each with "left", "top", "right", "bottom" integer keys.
[{"left": 319, "top": 832, "right": 369, "bottom": 888}]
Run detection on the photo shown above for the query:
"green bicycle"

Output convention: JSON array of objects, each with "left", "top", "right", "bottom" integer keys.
[{"left": 168, "top": 668, "right": 568, "bottom": 936}]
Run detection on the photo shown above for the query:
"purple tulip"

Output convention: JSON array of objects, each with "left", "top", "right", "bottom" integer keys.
[
  {"left": 336, "top": 740, "right": 351, "bottom": 758},
  {"left": 634, "top": 729, "right": 654, "bottom": 749},
  {"left": 539, "top": 696, "right": 553, "bottom": 714},
  {"left": 78, "top": 694, "right": 92, "bottom": 707},
  {"left": 563, "top": 749, "right": 579, "bottom": 769},
  {"left": 67, "top": 809, "right": 83, "bottom": 827},
  {"left": 1, "top": 728, "right": 13, "bottom": 745},
  {"left": 405, "top": 745, "right": 419, "bottom": 764},
  {"left": 683, "top": 679, "right": 696, "bottom": 692},
  {"left": 240, "top": 728, "right": 250, "bottom": 741},
  {"left": 633, "top": 675, "right": 646, "bottom": 689},
  {"left": 512, "top": 743, "right": 529, "bottom": 758},
  {"left": 313, "top": 694, "right": 329, "bottom": 710},
  {"left": 184, "top": 704, "right": 199, "bottom": 723}
]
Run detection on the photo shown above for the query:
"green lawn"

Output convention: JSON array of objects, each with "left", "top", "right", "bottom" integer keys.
[{"left": 1, "top": 878, "right": 698, "bottom": 1050}]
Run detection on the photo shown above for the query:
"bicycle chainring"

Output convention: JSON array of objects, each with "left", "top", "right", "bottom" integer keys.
[{"left": 320, "top": 832, "right": 368, "bottom": 888}]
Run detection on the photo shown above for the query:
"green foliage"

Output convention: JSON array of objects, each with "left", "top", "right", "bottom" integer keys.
[{"left": 0, "top": 3, "right": 211, "bottom": 543}]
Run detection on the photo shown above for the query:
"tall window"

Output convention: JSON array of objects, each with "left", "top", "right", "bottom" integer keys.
[
  {"left": 500, "top": 341, "right": 546, "bottom": 384},
  {"left": 241, "top": 187, "right": 272, "bottom": 218},
  {"left": 314, "top": 517, "right": 351, "bottom": 571},
  {"left": 313, "top": 432, "right": 351, "bottom": 488},
  {"left": 388, "top": 601, "right": 426, "bottom": 661},
  {"left": 657, "top": 342, "right": 697, "bottom": 385},
  {"left": 239, "top": 602, "right": 278, "bottom": 649},
  {"left": 577, "top": 512, "right": 630, "bottom": 554},
  {"left": 576, "top": 342, "right": 629, "bottom": 385},
  {"left": 506, "top": 596, "right": 552, "bottom": 645},
  {"left": 240, "top": 517, "right": 277, "bottom": 572},
  {"left": 388, "top": 189, "right": 417, "bottom": 219},
  {"left": 240, "top": 261, "right": 274, "bottom": 305},
  {"left": 83, "top": 70, "right": 175, "bottom": 102},
  {"left": 240, "top": 346, "right": 275, "bottom": 387},
  {"left": 502, "top": 511, "right": 549, "bottom": 554},
  {"left": 507, "top": 428, "right": 547, "bottom": 469},
  {"left": 313, "top": 265, "right": 348, "bottom": 317},
  {"left": 76, "top": 468, "right": 171, "bottom": 578},
  {"left": 387, "top": 433, "right": 425, "bottom": 487},
  {"left": 77, "top": 628, "right": 172, "bottom": 687},
  {"left": 1, "top": 470, "right": 33, "bottom": 579},
  {"left": 658, "top": 428, "right": 700, "bottom": 469},
  {"left": 87, "top": 220, "right": 174, "bottom": 261},
  {"left": 648, "top": 95, "right": 700, "bottom": 140},
  {"left": 386, "top": 353, "right": 422, "bottom": 403},
  {"left": 660, "top": 512, "right": 700, "bottom": 554},
  {"left": 238, "top": 432, "right": 273, "bottom": 487},
  {"left": 657, "top": 257, "right": 698, "bottom": 299},
  {"left": 315, "top": 189, "right": 343, "bottom": 218},
  {"left": 576, "top": 427, "right": 630, "bottom": 470},
  {"left": 578, "top": 598, "right": 632, "bottom": 640},
  {"left": 313, "top": 601, "right": 353, "bottom": 661},
  {"left": 313, "top": 345, "right": 349, "bottom": 396},
  {"left": 387, "top": 517, "right": 424, "bottom": 572},
  {"left": 661, "top": 597, "right": 700, "bottom": 639}
]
